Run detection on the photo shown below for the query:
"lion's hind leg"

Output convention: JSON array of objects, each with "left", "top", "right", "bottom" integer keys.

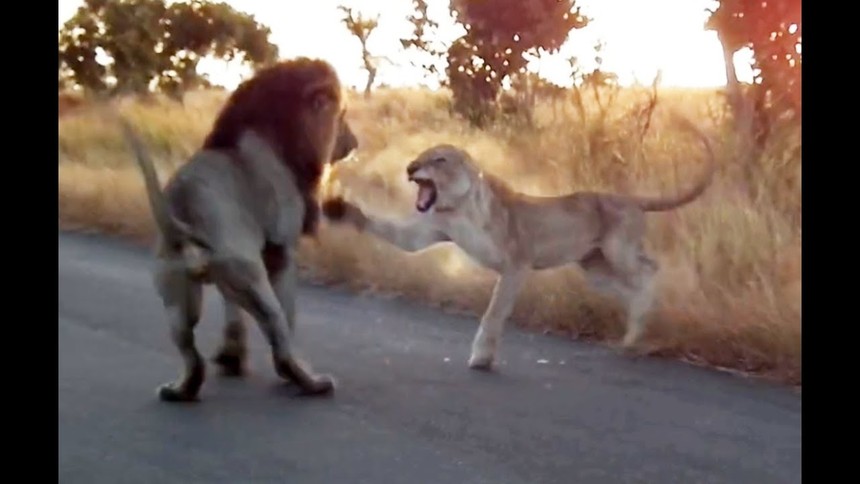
[
  {"left": 212, "top": 298, "right": 249, "bottom": 377},
  {"left": 267, "top": 244, "right": 337, "bottom": 391},
  {"left": 212, "top": 255, "right": 334, "bottom": 396},
  {"left": 154, "top": 262, "right": 206, "bottom": 402}
]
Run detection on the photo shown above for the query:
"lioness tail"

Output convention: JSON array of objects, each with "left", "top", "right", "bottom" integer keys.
[{"left": 631, "top": 111, "right": 717, "bottom": 212}]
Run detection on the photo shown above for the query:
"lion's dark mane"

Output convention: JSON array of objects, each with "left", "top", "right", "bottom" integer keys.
[{"left": 202, "top": 57, "right": 341, "bottom": 235}]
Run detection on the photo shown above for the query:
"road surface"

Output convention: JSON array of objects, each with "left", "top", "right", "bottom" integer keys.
[{"left": 58, "top": 232, "right": 801, "bottom": 484}]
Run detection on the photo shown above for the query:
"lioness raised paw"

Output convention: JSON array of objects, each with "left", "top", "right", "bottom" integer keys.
[
  {"left": 321, "top": 197, "right": 367, "bottom": 228},
  {"left": 321, "top": 197, "right": 349, "bottom": 220}
]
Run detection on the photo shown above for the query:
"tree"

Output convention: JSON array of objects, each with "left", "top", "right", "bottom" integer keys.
[
  {"left": 445, "top": 0, "right": 589, "bottom": 126},
  {"left": 705, "top": 0, "right": 801, "bottom": 156},
  {"left": 399, "top": 0, "right": 449, "bottom": 87},
  {"left": 338, "top": 5, "right": 381, "bottom": 98},
  {"left": 58, "top": 0, "right": 278, "bottom": 99}
]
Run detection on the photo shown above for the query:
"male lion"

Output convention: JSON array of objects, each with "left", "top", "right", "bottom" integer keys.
[
  {"left": 322, "top": 112, "right": 714, "bottom": 371},
  {"left": 120, "top": 57, "right": 358, "bottom": 402}
]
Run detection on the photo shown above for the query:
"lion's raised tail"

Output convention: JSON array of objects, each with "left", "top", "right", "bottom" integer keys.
[
  {"left": 117, "top": 117, "right": 211, "bottom": 251},
  {"left": 631, "top": 111, "right": 717, "bottom": 212}
]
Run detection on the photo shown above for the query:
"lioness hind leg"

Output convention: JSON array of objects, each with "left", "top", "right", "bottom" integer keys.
[
  {"left": 619, "top": 254, "right": 658, "bottom": 349},
  {"left": 155, "top": 269, "right": 205, "bottom": 402},
  {"left": 212, "top": 298, "right": 249, "bottom": 377},
  {"left": 580, "top": 249, "right": 625, "bottom": 299},
  {"left": 601, "top": 245, "right": 658, "bottom": 349},
  {"left": 216, "top": 257, "right": 334, "bottom": 396},
  {"left": 598, "top": 217, "right": 659, "bottom": 350}
]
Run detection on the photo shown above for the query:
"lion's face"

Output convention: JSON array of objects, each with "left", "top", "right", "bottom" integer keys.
[
  {"left": 299, "top": 88, "right": 345, "bottom": 167},
  {"left": 406, "top": 144, "right": 479, "bottom": 213}
]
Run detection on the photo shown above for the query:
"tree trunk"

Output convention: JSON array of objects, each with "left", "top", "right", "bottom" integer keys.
[
  {"left": 718, "top": 33, "right": 760, "bottom": 199},
  {"left": 364, "top": 67, "right": 375, "bottom": 99}
]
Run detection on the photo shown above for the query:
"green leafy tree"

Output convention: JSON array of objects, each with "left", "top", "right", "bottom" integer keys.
[
  {"left": 58, "top": 0, "right": 278, "bottom": 99},
  {"left": 445, "top": 0, "right": 588, "bottom": 125}
]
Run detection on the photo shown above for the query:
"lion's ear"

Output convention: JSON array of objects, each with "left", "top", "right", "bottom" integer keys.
[{"left": 304, "top": 80, "right": 340, "bottom": 113}]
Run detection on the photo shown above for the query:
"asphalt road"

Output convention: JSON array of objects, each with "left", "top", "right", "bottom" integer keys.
[{"left": 58, "top": 231, "right": 801, "bottom": 484}]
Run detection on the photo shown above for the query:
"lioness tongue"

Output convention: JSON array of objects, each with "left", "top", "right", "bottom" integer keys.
[{"left": 416, "top": 184, "right": 434, "bottom": 210}]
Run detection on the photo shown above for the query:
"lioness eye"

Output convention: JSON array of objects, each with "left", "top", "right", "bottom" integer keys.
[{"left": 434, "top": 157, "right": 446, "bottom": 163}]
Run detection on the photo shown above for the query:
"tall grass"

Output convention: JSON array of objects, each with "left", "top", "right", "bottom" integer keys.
[{"left": 58, "top": 86, "right": 801, "bottom": 385}]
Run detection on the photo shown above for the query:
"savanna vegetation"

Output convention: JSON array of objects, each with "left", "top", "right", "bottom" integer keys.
[{"left": 58, "top": 0, "right": 801, "bottom": 384}]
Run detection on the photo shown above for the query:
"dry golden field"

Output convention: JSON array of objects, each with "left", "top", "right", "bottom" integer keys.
[{"left": 58, "top": 85, "right": 801, "bottom": 385}]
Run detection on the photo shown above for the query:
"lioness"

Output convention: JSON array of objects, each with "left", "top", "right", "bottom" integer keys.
[
  {"left": 322, "top": 113, "right": 714, "bottom": 370},
  {"left": 121, "top": 57, "right": 358, "bottom": 402}
]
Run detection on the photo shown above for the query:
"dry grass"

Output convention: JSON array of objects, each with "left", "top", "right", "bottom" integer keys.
[{"left": 58, "top": 86, "right": 801, "bottom": 385}]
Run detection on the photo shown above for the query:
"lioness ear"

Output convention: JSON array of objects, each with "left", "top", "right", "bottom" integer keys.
[{"left": 304, "top": 80, "right": 340, "bottom": 113}]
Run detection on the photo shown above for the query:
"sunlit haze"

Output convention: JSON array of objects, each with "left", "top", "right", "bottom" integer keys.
[{"left": 58, "top": 0, "right": 754, "bottom": 90}]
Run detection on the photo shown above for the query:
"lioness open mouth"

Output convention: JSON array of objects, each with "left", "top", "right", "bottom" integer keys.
[{"left": 412, "top": 177, "right": 437, "bottom": 212}]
